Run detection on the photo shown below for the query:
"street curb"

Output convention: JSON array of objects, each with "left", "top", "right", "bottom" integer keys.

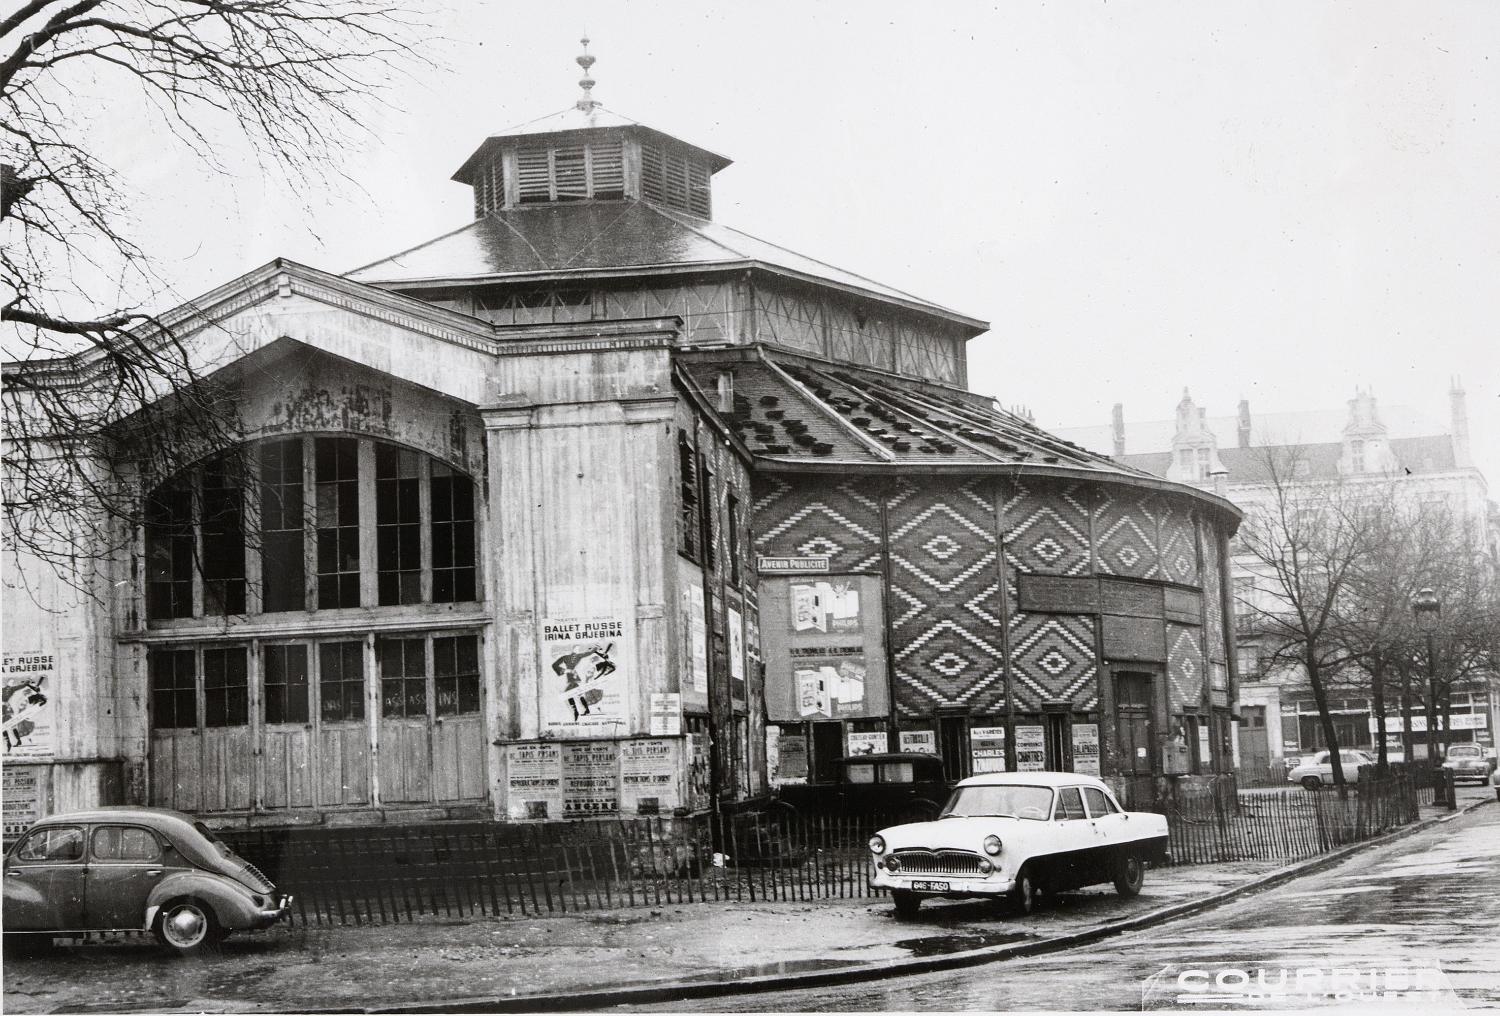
[{"left": 347, "top": 795, "right": 1493, "bottom": 1014}]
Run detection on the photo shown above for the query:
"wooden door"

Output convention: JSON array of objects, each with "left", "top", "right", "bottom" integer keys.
[
  {"left": 1115, "top": 672, "right": 1155, "bottom": 776},
  {"left": 431, "top": 634, "right": 485, "bottom": 802},
  {"left": 149, "top": 649, "right": 200, "bottom": 811},
  {"left": 260, "top": 643, "right": 314, "bottom": 809},
  {"left": 1240, "top": 706, "right": 1269, "bottom": 769},
  {"left": 377, "top": 636, "right": 432, "bottom": 804},
  {"left": 938, "top": 715, "right": 970, "bottom": 783},
  {"left": 316, "top": 640, "right": 370, "bottom": 807}
]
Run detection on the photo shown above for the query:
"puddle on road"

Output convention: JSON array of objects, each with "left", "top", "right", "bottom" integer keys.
[{"left": 889, "top": 931, "right": 1032, "bottom": 957}]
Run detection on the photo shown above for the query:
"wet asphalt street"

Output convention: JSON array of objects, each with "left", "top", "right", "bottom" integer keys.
[{"left": 630, "top": 797, "right": 1500, "bottom": 1012}]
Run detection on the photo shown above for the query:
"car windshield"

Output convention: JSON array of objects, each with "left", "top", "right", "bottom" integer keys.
[{"left": 939, "top": 784, "right": 1053, "bottom": 820}]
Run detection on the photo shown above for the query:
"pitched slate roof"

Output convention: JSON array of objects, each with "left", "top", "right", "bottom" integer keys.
[
  {"left": 1116, "top": 436, "right": 1461, "bottom": 485},
  {"left": 677, "top": 349, "right": 1240, "bottom": 524},
  {"left": 345, "top": 202, "right": 986, "bottom": 330}
]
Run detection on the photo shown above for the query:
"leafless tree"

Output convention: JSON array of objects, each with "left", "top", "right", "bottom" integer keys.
[
  {"left": 2, "top": 1, "right": 428, "bottom": 598},
  {"left": 1234, "top": 446, "right": 1373, "bottom": 791}
]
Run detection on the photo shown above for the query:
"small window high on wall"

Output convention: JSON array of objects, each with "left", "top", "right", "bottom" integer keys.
[{"left": 143, "top": 438, "right": 480, "bottom": 623}]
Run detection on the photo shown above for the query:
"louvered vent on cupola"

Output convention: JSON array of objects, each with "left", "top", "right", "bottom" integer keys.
[
  {"left": 639, "top": 143, "right": 711, "bottom": 217},
  {"left": 515, "top": 139, "right": 626, "bottom": 204},
  {"left": 472, "top": 156, "right": 505, "bottom": 217}
]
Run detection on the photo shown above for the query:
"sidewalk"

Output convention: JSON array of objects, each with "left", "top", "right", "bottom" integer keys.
[{"left": 4, "top": 787, "right": 1490, "bottom": 1015}]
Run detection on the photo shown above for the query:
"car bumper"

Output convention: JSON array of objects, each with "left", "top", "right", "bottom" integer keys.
[
  {"left": 251, "top": 894, "right": 294, "bottom": 928},
  {"left": 869, "top": 868, "right": 1012, "bottom": 895}
]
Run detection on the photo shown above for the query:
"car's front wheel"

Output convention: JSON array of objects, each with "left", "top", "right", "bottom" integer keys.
[
  {"left": 1113, "top": 853, "right": 1145, "bottom": 897},
  {"left": 154, "top": 898, "right": 223, "bottom": 955},
  {"left": 1011, "top": 865, "right": 1037, "bottom": 917},
  {"left": 892, "top": 889, "right": 922, "bottom": 919},
  {"left": 1301, "top": 775, "right": 1323, "bottom": 791}
]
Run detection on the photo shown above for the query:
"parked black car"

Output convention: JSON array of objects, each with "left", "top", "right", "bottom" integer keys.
[{"left": 775, "top": 752, "right": 951, "bottom": 820}]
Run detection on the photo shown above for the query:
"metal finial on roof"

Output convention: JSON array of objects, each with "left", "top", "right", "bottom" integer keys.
[{"left": 575, "top": 35, "right": 600, "bottom": 112}]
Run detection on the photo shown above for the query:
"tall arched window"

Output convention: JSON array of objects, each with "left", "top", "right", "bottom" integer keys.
[{"left": 144, "top": 437, "right": 479, "bottom": 622}]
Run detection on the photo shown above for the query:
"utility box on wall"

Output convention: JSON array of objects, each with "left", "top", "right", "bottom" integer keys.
[{"left": 1161, "top": 737, "right": 1191, "bottom": 775}]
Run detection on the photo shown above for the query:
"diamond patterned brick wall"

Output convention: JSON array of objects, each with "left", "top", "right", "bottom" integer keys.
[
  {"left": 1158, "top": 503, "right": 1200, "bottom": 586},
  {"left": 1094, "top": 488, "right": 1163, "bottom": 580},
  {"left": 999, "top": 477, "right": 1093, "bottom": 581},
  {"left": 751, "top": 476, "right": 883, "bottom": 572},
  {"left": 1200, "top": 519, "right": 1225, "bottom": 662},
  {"left": 887, "top": 478, "right": 1005, "bottom": 717},
  {"left": 1007, "top": 612, "right": 1099, "bottom": 712},
  {"left": 1166, "top": 622, "right": 1204, "bottom": 713}
]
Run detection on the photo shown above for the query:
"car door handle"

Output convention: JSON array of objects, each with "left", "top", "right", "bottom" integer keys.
[{"left": 145, "top": 869, "right": 163, "bottom": 876}]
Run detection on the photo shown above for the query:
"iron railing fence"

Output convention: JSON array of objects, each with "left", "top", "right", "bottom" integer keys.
[{"left": 218, "top": 776, "right": 1420, "bottom": 928}]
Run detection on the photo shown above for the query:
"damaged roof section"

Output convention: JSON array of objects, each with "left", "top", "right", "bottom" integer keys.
[{"left": 678, "top": 347, "right": 1165, "bottom": 478}]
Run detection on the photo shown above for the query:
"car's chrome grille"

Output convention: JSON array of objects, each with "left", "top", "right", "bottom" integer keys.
[{"left": 892, "top": 849, "right": 983, "bottom": 876}]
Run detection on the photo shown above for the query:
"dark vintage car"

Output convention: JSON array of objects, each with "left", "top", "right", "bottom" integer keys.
[
  {"left": 776, "top": 752, "right": 951, "bottom": 820},
  {"left": 3, "top": 807, "right": 290, "bottom": 954}
]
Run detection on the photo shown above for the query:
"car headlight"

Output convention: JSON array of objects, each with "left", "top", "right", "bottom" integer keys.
[
  {"left": 868, "top": 834, "right": 886, "bottom": 855},
  {"left": 977, "top": 858, "right": 993, "bottom": 874},
  {"left": 885, "top": 855, "right": 901, "bottom": 872},
  {"left": 983, "top": 834, "right": 1002, "bottom": 856}
]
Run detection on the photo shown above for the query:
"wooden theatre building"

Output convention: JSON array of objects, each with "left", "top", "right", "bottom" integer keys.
[{"left": 2, "top": 62, "right": 1240, "bottom": 833}]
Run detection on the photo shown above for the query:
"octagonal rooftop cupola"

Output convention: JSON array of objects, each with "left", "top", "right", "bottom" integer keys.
[{"left": 452, "top": 38, "right": 731, "bottom": 219}]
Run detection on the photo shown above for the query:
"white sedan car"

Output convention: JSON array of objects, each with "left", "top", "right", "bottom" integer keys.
[
  {"left": 868, "top": 772, "right": 1170, "bottom": 918},
  {"left": 1287, "top": 749, "right": 1375, "bottom": 790}
]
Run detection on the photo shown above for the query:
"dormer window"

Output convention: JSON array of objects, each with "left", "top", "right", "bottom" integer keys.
[{"left": 516, "top": 139, "right": 625, "bottom": 204}]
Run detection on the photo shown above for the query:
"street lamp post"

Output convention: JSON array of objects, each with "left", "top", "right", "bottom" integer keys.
[{"left": 1410, "top": 587, "right": 1446, "bottom": 807}]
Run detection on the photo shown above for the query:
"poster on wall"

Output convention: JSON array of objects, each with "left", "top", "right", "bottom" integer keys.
[
  {"left": 541, "top": 618, "right": 627, "bottom": 735},
  {"left": 1197, "top": 725, "right": 1212, "bottom": 770},
  {"left": 846, "top": 730, "right": 889, "bottom": 757},
  {"left": 562, "top": 741, "right": 619, "bottom": 817},
  {"left": 769, "top": 729, "right": 809, "bottom": 783},
  {"left": 3, "top": 767, "right": 43, "bottom": 840},
  {"left": 686, "top": 581, "right": 709, "bottom": 695},
  {"left": 971, "top": 726, "right": 1008, "bottom": 773},
  {"left": 728, "top": 605, "right": 745, "bottom": 689},
  {"left": 1015, "top": 725, "right": 1046, "bottom": 771},
  {"left": 506, "top": 743, "right": 564, "bottom": 820},
  {"left": 1072, "top": 724, "right": 1101, "bottom": 776},
  {"left": 3, "top": 651, "right": 56, "bottom": 759},
  {"left": 791, "top": 647, "right": 865, "bottom": 718},
  {"left": 899, "top": 730, "right": 937, "bottom": 754},
  {"left": 619, "top": 738, "right": 678, "bottom": 815},
  {"left": 790, "top": 580, "right": 861, "bottom": 633},
  {"left": 649, "top": 693, "right": 682, "bottom": 736},
  {"left": 762, "top": 576, "right": 888, "bottom": 723}
]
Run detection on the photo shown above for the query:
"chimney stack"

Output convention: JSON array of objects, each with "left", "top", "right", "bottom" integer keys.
[
  {"left": 1111, "top": 403, "right": 1126, "bottom": 457},
  {"left": 1237, "top": 399, "right": 1251, "bottom": 449},
  {"left": 1451, "top": 377, "right": 1472, "bottom": 467}
]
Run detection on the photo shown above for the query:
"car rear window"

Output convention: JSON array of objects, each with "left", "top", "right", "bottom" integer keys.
[
  {"left": 92, "top": 826, "right": 162, "bottom": 862},
  {"left": 879, "top": 762, "right": 914, "bottom": 783},
  {"left": 1083, "top": 787, "right": 1117, "bottom": 817}
]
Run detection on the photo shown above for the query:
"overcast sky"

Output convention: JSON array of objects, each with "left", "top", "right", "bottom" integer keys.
[{"left": 48, "top": 1, "right": 1500, "bottom": 483}]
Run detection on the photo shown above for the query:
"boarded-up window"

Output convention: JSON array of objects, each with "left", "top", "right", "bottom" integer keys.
[
  {"left": 431, "top": 462, "right": 476, "bottom": 603},
  {"left": 263, "top": 644, "right": 310, "bottom": 725},
  {"left": 376, "top": 445, "right": 422, "bottom": 605},
  {"left": 149, "top": 649, "right": 197, "bottom": 729},
  {"left": 434, "top": 634, "right": 480, "bottom": 716},
  {"left": 259, "top": 439, "right": 305, "bottom": 613},
  {"left": 202, "top": 647, "right": 249, "bottom": 727}
]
